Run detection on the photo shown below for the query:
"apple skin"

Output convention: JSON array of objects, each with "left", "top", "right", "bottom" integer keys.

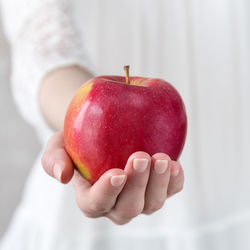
[{"left": 64, "top": 76, "right": 187, "bottom": 184}]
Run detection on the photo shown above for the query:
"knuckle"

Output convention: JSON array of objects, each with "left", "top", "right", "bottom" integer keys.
[
  {"left": 89, "top": 201, "right": 109, "bottom": 214},
  {"left": 130, "top": 181, "right": 148, "bottom": 190},
  {"left": 83, "top": 211, "right": 101, "bottom": 219},
  {"left": 117, "top": 207, "right": 143, "bottom": 219},
  {"left": 168, "top": 182, "right": 184, "bottom": 197},
  {"left": 112, "top": 218, "right": 131, "bottom": 225},
  {"left": 76, "top": 200, "right": 106, "bottom": 218},
  {"left": 144, "top": 200, "right": 165, "bottom": 214}
]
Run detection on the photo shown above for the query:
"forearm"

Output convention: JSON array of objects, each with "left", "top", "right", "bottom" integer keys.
[{"left": 39, "top": 65, "right": 93, "bottom": 131}]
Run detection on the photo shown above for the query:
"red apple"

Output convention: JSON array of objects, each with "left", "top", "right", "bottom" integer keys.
[{"left": 64, "top": 66, "right": 187, "bottom": 184}]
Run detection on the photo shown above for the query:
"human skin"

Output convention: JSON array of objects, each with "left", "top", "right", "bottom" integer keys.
[{"left": 39, "top": 66, "right": 184, "bottom": 225}]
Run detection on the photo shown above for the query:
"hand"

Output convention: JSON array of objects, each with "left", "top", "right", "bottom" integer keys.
[{"left": 42, "top": 131, "right": 184, "bottom": 225}]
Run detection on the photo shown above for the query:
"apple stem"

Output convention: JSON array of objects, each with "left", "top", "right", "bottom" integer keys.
[{"left": 124, "top": 65, "right": 130, "bottom": 84}]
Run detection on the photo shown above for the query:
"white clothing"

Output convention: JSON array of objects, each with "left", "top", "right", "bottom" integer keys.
[{"left": 0, "top": 0, "right": 250, "bottom": 249}]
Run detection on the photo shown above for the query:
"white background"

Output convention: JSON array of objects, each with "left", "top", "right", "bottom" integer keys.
[{"left": 0, "top": 16, "right": 40, "bottom": 237}]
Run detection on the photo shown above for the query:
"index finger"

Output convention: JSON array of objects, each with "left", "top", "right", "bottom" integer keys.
[{"left": 72, "top": 168, "right": 127, "bottom": 218}]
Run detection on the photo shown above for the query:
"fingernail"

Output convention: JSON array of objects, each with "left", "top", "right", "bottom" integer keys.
[
  {"left": 172, "top": 168, "right": 180, "bottom": 177},
  {"left": 110, "top": 175, "right": 126, "bottom": 187},
  {"left": 133, "top": 158, "right": 148, "bottom": 173},
  {"left": 154, "top": 160, "right": 168, "bottom": 174},
  {"left": 53, "top": 163, "right": 62, "bottom": 182}
]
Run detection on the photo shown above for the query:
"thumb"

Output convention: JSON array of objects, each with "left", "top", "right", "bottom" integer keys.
[{"left": 41, "top": 131, "right": 74, "bottom": 184}]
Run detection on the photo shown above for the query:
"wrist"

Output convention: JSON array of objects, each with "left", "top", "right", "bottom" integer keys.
[{"left": 39, "top": 65, "right": 93, "bottom": 130}]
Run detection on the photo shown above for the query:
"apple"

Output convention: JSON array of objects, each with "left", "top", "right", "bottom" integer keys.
[{"left": 64, "top": 66, "right": 187, "bottom": 184}]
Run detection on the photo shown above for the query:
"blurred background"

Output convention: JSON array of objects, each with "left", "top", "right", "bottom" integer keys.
[
  {"left": 0, "top": 1, "right": 249, "bottom": 249},
  {"left": 0, "top": 15, "right": 40, "bottom": 237}
]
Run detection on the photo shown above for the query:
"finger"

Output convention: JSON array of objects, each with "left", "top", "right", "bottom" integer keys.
[
  {"left": 41, "top": 131, "right": 74, "bottom": 184},
  {"left": 71, "top": 169, "right": 92, "bottom": 190},
  {"left": 143, "top": 153, "right": 171, "bottom": 215},
  {"left": 73, "top": 169, "right": 127, "bottom": 218},
  {"left": 108, "top": 151, "right": 151, "bottom": 225},
  {"left": 167, "top": 161, "right": 184, "bottom": 198}
]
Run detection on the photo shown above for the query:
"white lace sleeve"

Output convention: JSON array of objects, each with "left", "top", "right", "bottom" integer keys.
[{"left": 1, "top": 0, "right": 95, "bottom": 141}]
